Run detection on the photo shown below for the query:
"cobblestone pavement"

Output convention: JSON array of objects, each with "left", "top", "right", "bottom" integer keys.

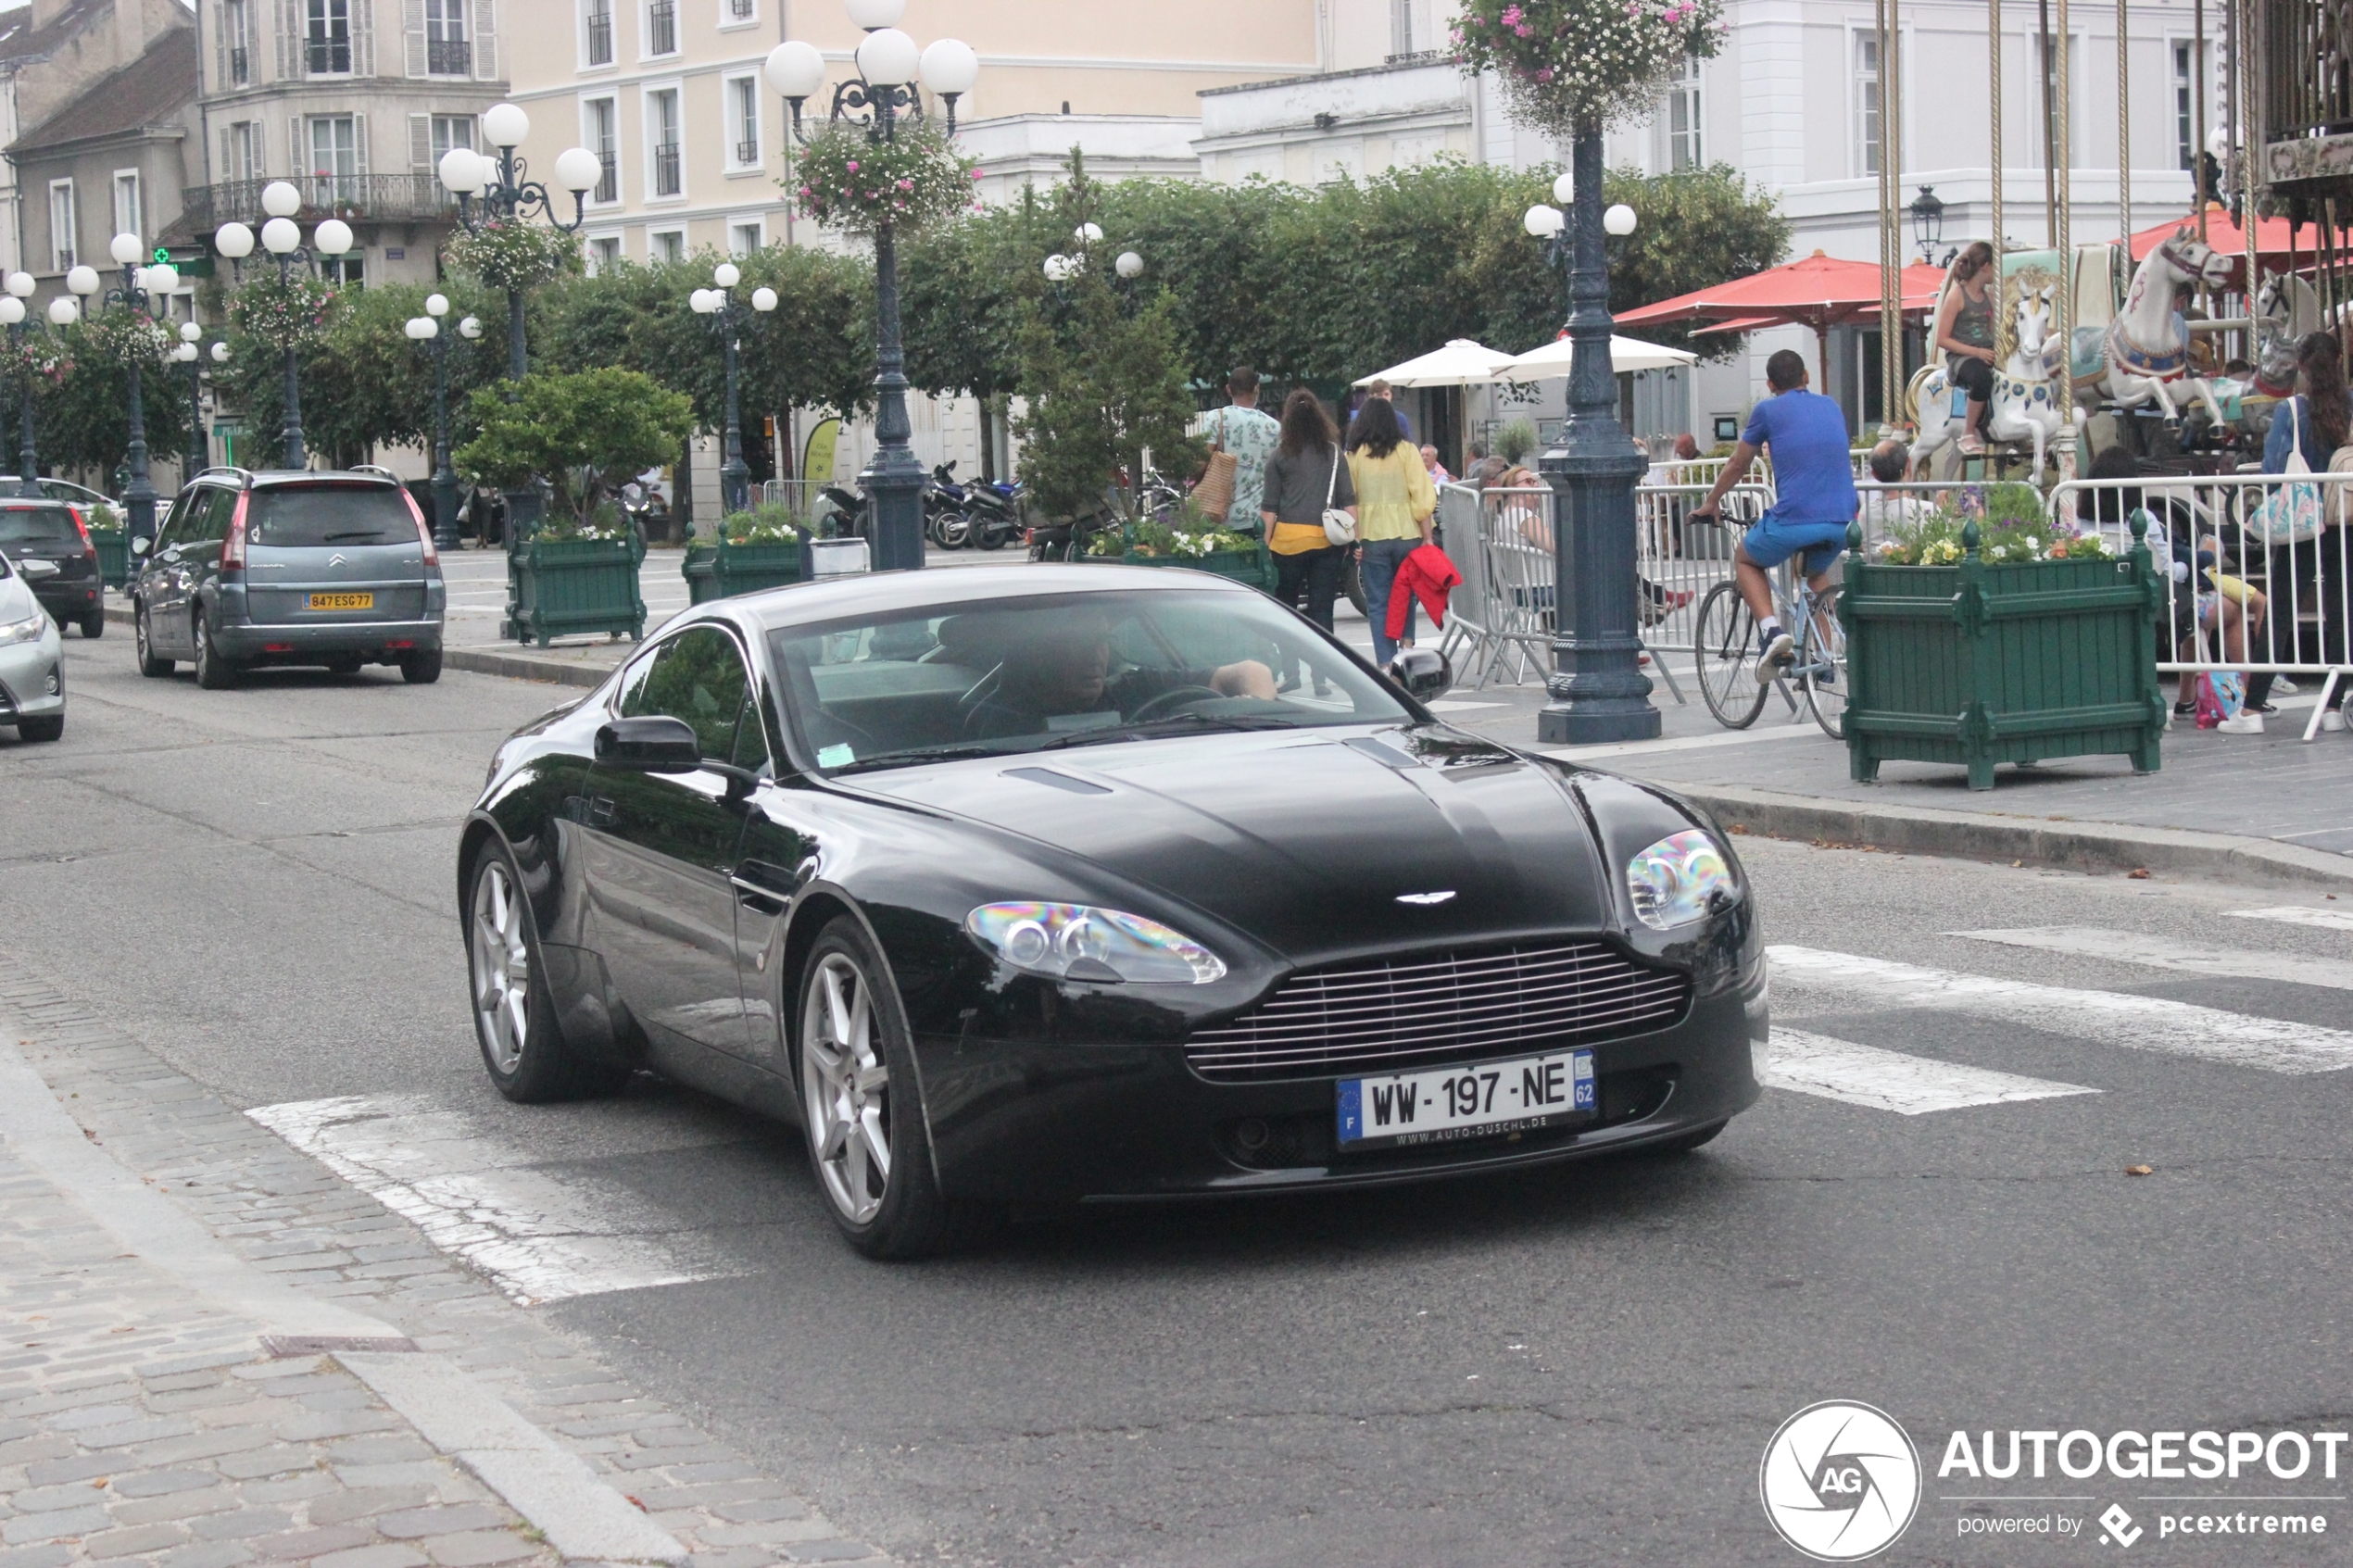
[{"left": 0, "top": 970, "right": 884, "bottom": 1568}]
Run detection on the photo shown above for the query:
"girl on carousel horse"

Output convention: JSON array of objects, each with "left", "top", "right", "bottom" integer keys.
[{"left": 1935, "top": 242, "right": 1999, "bottom": 457}]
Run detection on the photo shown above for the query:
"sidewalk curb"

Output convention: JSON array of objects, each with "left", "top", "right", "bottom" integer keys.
[{"left": 1675, "top": 783, "right": 2353, "bottom": 890}]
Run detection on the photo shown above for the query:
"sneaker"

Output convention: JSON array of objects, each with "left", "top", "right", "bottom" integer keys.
[
  {"left": 1753, "top": 631, "right": 1795, "bottom": 684},
  {"left": 2322, "top": 708, "right": 2347, "bottom": 733},
  {"left": 2246, "top": 701, "right": 2279, "bottom": 716},
  {"left": 1957, "top": 433, "right": 1988, "bottom": 457},
  {"left": 2275, "top": 677, "right": 2301, "bottom": 696},
  {"left": 2217, "top": 711, "right": 2265, "bottom": 734},
  {"left": 2173, "top": 700, "right": 2197, "bottom": 717}
]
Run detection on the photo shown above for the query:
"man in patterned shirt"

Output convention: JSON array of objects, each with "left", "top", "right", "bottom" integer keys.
[{"left": 1200, "top": 367, "right": 1280, "bottom": 534}]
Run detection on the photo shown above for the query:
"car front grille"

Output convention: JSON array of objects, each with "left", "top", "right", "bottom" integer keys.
[{"left": 1185, "top": 939, "right": 1692, "bottom": 1084}]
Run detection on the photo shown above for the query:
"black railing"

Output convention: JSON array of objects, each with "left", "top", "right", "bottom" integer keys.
[
  {"left": 647, "top": 0, "right": 674, "bottom": 54},
  {"left": 652, "top": 141, "right": 680, "bottom": 196},
  {"left": 181, "top": 175, "right": 459, "bottom": 234},
  {"left": 306, "top": 32, "right": 351, "bottom": 72},
  {"left": 229, "top": 44, "right": 250, "bottom": 83},
  {"left": 426, "top": 36, "right": 470, "bottom": 74},
  {"left": 585, "top": 9, "right": 612, "bottom": 63},
  {"left": 2263, "top": 0, "right": 2353, "bottom": 144},
  {"left": 736, "top": 136, "right": 758, "bottom": 166},
  {"left": 726, "top": 0, "right": 751, "bottom": 19},
  {"left": 594, "top": 151, "right": 617, "bottom": 203}
]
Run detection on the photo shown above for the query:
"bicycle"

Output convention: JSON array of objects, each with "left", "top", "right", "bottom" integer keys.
[{"left": 1692, "top": 558, "right": 1848, "bottom": 739}]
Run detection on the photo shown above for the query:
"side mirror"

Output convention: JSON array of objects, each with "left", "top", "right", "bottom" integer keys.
[
  {"left": 131, "top": 535, "right": 151, "bottom": 556},
  {"left": 595, "top": 715, "right": 702, "bottom": 772},
  {"left": 1386, "top": 646, "right": 1453, "bottom": 703}
]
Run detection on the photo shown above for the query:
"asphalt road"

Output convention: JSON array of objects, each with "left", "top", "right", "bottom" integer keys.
[{"left": 7, "top": 631, "right": 2353, "bottom": 1566}]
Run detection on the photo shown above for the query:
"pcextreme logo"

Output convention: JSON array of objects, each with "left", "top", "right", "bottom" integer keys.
[{"left": 1761, "top": 1400, "right": 1923, "bottom": 1562}]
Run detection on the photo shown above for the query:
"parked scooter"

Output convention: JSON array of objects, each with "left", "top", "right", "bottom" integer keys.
[
  {"left": 812, "top": 483, "right": 871, "bottom": 540},
  {"left": 962, "top": 478, "right": 1023, "bottom": 551},
  {"left": 925, "top": 461, "right": 971, "bottom": 549}
]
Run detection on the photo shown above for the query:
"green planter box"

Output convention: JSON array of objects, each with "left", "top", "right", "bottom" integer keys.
[
  {"left": 510, "top": 534, "right": 647, "bottom": 647},
  {"left": 1089, "top": 545, "right": 1278, "bottom": 595},
  {"left": 88, "top": 528, "right": 130, "bottom": 589},
  {"left": 684, "top": 537, "right": 803, "bottom": 604},
  {"left": 1839, "top": 521, "right": 2165, "bottom": 791}
]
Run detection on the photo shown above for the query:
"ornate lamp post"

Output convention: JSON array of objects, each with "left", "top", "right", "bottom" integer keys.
[
  {"left": 766, "top": 0, "right": 978, "bottom": 571},
  {"left": 1909, "top": 185, "right": 1950, "bottom": 267},
  {"left": 1523, "top": 171, "right": 1657, "bottom": 744},
  {"left": 404, "top": 295, "right": 484, "bottom": 549},
  {"left": 212, "top": 182, "right": 354, "bottom": 470},
  {"left": 72, "top": 234, "right": 185, "bottom": 548},
  {"left": 1, "top": 271, "right": 38, "bottom": 483},
  {"left": 436, "top": 106, "right": 601, "bottom": 384},
  {"left": 688, "top": 264, "right": 779, "bottom": 518},
  {"left": 169, "top": 323, "right": 225, "bottom": 476}
]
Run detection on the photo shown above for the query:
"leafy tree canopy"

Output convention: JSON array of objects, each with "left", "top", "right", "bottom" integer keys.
[{"left": 455, "top": 368, "right": 694, "bottom": 526}]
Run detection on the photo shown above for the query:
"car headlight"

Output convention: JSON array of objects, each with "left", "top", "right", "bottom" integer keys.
[
  {"left": 967, "top": 901, "right": 1227, "bottom": 985},
  {"left": 0, "top": 610, "right": 47, "bottom": 646},
  {"left": 1626, "top": 830, "right": 1737, "bottom": 930}
]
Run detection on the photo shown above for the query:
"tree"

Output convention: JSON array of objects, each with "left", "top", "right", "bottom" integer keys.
[
  {"left": 33, "top": 311, "right": 190, "bottom": 482},
  {"left": 455, "top": 368, "right": 694, "bottom": 528}
]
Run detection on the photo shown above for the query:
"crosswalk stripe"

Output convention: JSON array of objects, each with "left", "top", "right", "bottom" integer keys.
[
  {"left": 2229, "top": 906, "right": 2353, "bottom": 935},
  {"left": 247, "top": 1094, "right": 742, "bottom": 1307},
  {"left": 1767, "top": 945, "right": 2353, "bottom": 1074},
  {"left": 1954, "top": 926, "right": 2353, "bottom": 994},
  {"left": 1764, "top": 1028, "right": 2097, "bottom": 1114}
]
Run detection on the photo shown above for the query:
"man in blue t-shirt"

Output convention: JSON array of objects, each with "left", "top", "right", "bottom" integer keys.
[{"left": 1689, "top": 349, "right": 1858, "bottom": 683}]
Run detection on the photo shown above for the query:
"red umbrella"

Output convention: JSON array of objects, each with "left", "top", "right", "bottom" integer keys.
[
  {"left": 2129, "top": 206, "right": 2304, "bottom": 263},
  {"left": 1615, "top": 250, "right": 1948, "bottom": 374}
]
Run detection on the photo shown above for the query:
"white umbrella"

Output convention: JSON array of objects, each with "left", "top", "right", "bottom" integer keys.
[
  {"left": 1353, "top": 338, "right": 1517, "bottom": 388},
  {"left": 1493, "top": 333, "right": 1698, "bottom": 382}
]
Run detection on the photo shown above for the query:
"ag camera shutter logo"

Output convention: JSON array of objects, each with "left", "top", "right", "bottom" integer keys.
[{"left": 1760, "top": 1400, "right": 1922, "bottom": 1561}]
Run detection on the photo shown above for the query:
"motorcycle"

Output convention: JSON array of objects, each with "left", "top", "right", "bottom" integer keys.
[
  {"left": 962, "top": 478, "right": 1023, "bottom": 551},
  {"left": 924, "top": 461, "right": 971, "bottom": 550},
  {"left": 812, "top": 483, "right": 871, "bottom": 540}
]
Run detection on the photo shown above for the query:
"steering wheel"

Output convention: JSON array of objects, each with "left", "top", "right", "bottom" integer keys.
[{"left": 1129, "top": 684, "right": 1226, "bottom": 722}]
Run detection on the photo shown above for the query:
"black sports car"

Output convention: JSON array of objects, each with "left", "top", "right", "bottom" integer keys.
[{"left": 459, "top": 565, "right": 1767, "bottom": 1257}]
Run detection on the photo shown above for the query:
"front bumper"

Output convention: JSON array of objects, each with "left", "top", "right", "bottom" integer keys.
[
  {"left": 910, "top": 969, "right": 1768, "bottom": 1204},
  {"left": 0, "top": 623, "right": 65, "bottom": 722}
]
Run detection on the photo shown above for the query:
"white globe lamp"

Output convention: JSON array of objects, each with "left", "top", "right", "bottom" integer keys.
[
  {"left": 47, "top": 297, "right": 77, "bottom": 324},
  {"left": 214, "top": 222, "right": 255, "bottom": 260},
  {"left": 313, "top": 219, "right": 354, "bottom": 256},
  {"left": 65, "top": 265, "right": 98, "bottom": 296},
  {"left": 210, "top": 341, "right": 230, "bottom": 362},
  {"left": 919, "top": 38, "right": 978, "bottom": 96},
  {"left": 0, "top": 298, "right": 20, "bottom": 325},
  {"left": 4, "top": 272, "right": 34, "bottom": 298},
  {"left": 855, "top": 27, "right": 919, "bottom": 86},
  {"left": 459, "top": 317, "right": 483, "bottom": 339},
  {"left": 260, "top": 181, "right": 302, "bottom": 219},
  {"left": 260, "top": 218, "right": 301, "bottom": 255},
  {"left": 1114, "top": 251, "right": 1143, "bottom": 279},
  {"left": 554, "top": 146, "right": 602, "bottom": 194},
  {"left": 1604, "top": 204, "right": 1638, "bottom": 236},
  {"left": 110, "top": 232, "right": 144, "bottom": 266},
  {"left": 844, "top": 0, "right": 905, "bottom": 27},
  {"left": 764, "top": 39, "right": 825, "bottom": 100},
  {"left": 437, "top": 147, "right": 486, "bottom": 194},
  {"left": 713, "top": 261, "right": 741, "bottom": 288},
  {"left": 1524, "top": 204, "right": 1565, "bottom": 238},
  {"left": 180, "top": 321, "right": 202, "bottom": 342},
  {"left": 482, "top": 103, "right": 529, "bottom": 149},
  {"left": 750, "top": 286, "right": 777, "bottom": 311},
  {"left": 1553, "top": 170, "right": 1577, "bottom": 206},
  {"left": 406, "top": 317, "right": 438, "bottom": 340}
]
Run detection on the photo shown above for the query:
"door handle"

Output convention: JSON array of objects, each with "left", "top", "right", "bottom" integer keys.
[{"left": 730, "top": 875, "right": 787, "bottom": 915}]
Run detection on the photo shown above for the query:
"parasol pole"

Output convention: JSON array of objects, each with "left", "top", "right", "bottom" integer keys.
[
  {"left": 1878, "top": 0, "right": 1901, "bottom": 433},
  {"left": 1992, "top": 0, "right": 2010, "bottom": 369},
  {"left": 2056, "top": 0, "right": 2074, "bottom": 487}
]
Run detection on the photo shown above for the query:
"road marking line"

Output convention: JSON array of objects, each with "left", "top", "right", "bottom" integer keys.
[
  {"left": 2229, "top": 906, "right": 2353, "bottom": 934},
  {"left": 1956, "top": 926, "right": 2353, "bottom": 993},
  {"left": 247, "top": 1095, "right": 742, "bottom": 1306},
  {"left": 1764, "top": 1028, "right": 2097, "bottom": 1114},
  {"left": 1767, "top": 945, "right": 2353, "bottom": 1074}
]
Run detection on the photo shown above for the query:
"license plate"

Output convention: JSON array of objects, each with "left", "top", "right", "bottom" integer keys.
[
  {"left": 1337, "top": 1047, "right": 1595, "bottom": 1150},
  {"left": 306, "top": 592, "right": 372, "bottom": 610}
]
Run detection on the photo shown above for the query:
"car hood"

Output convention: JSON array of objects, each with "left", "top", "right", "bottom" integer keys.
[{"left": 838, "top": 726, "right": 1615, "bottom": 960}]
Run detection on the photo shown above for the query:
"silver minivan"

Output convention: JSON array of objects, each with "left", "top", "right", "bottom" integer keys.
[{"left": 132, "top": 467, "right": 446, "bottom": 688}]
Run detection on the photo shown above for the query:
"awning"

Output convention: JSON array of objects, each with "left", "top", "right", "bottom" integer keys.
[
  {"left": 1353, "top": 339, "right": 1517, "bottom": 388},
  {"left": 1493, "top": 333, "right": 1700, "bottom": 380},
  {"left": 1615, "top": 251, "right": 1946, "bottom": 335}
]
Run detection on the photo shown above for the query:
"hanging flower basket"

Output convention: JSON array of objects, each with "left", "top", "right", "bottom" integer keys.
[
  {"left": 446, "top": 218, "right": 579, "bottom": 292},
  {"left": 77, "top": 309, "right": 174, "bottom": 369},
  {"left": 0, "top": 333, "right": 66, "bottom": 387},
  {"left": 1451, "top": 0, "right": 1727, "bottom": 134},
  {"left": 227, "top": 273, "right": 340, "bottom": 352},
  {"left": 792, "top": 117, "right": 978, "bottom": 233}
]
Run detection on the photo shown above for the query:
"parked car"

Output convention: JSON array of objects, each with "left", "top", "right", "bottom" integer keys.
[
  {"left": 456, "top": 565, "right": 1764, "bottom": 1258},
  {"left": 0, "top": 476, "right": 117, "bottom": 510},
  {"left": 131, "top": 466, "right": 447, "bottom": 688},
  {"left": 0, "top": 546, "right": 65, "bottom": 740},
  {"left": 0, "top": 497, "right": 102, "bottom": 636}
]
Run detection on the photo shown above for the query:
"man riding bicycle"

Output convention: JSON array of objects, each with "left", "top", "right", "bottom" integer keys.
[{"left": 1688, "top": 349, "right": 1857, "bottom": 684}]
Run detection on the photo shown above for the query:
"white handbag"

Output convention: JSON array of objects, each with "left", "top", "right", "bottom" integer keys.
[{"left": 1320, "top": 448, "right": 1355, "bottom": 547}]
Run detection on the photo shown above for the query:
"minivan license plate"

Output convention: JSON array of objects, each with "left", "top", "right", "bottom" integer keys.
[
  {"left": 1337, "top": 1048, "right": 1594, "bottom": 1150},
  {"left": 307, "top": 592, "right": 372, "bottom": 610}
]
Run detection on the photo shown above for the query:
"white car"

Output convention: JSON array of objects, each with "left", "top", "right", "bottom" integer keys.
[{"left": 0, "top": 546, "right": 64, "bottom": 741}]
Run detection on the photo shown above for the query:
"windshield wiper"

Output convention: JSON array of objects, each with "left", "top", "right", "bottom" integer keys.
[
  {"left": 1038, "top": 712, "right": 1296, "bottom": 750},
  {"left": 827, "top": 743, "right": 1008, "bottom": 775}
]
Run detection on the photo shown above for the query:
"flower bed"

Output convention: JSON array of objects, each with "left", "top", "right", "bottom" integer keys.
[
  {"left": 1083, "top": 520, "right": 1277, "bottom": 593},
  {"left": 510, "top": 533, "right": 645, "bottom": 646},
  {"left": 684, "top": 536, "right": 804, "bottom": 603},
  {"left": 1839, "top": 518, "right": 2164, "bottom": 791}
]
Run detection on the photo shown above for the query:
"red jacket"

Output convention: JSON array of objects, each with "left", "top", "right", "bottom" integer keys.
[{"left": 1386, "top": 544, "right": 1463, "bottom": 639}]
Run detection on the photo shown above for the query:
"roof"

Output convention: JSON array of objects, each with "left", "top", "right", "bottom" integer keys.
[
  {"left": 13, "top": 23, "right": 195, "bottom": 151},
  {"left": 0, "top": 0, "right": 111, "bottom": 69}
]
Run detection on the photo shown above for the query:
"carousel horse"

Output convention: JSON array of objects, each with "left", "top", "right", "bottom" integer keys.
[
  {"left": 2058, "top": 228, "right": 2235, "bottom": 425},
  {"left": 2251, "top": 271, "right": 2320, "bottom": 397},
  {"left": 1911, "top": 285, "right": 2082, "bottom": 481}
]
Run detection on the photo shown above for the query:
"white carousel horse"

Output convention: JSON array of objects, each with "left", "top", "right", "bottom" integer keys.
[
  {"left": 2251, "top": 271, "right": 2320, "bottom": 397},
  {"left": 1910, "top": 285, "right": 2081, "bottom": 481},
  {"left": 2056, "top": 228, "right": 2235, "bottom": 425}
]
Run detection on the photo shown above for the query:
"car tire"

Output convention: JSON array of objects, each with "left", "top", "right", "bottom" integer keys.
[
  {"left": 133, "top": 604, "right": 171, "bottom": 677},
  {"left": 465, "top": 839, "right": 632, "bottom": 1104},
  {"left": 16, "top": 714, "right": 62, "bottom": 742},
  {"left": 797, "top": 916, "right": 995, "bottom": 1260},
  {"left": 399, "top": 646, "right": 443, "bottom": 684},
  {"left": 192, "top": 611, "right": 237, "bottom": 690},
  {"left": 79, "top": 609, "right": 103, "bottom": 639}
]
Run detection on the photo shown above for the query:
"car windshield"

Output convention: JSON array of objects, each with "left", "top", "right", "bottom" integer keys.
[
  {"left": 0, "top": 505, "right": 80, "bottom": 546},
  {"left": 768, "top": 588, "right": 1410, "bottom": 773},
  {"left": 246, "top": 485, "right": 415, "bottom": 548}
]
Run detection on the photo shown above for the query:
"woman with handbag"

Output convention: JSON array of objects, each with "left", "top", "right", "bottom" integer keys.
[
  {"left": 1260, "top": 388, "right": 1357, "bottom": 633},
  {"left": 2248, "top": 332, "right": 2353, "bottom": 714},
  {"left": 1346, "top": 396, "right": 1438, "bottom": 665}
]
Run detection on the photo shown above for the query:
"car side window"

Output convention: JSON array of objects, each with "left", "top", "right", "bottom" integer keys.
[
  {"left": 154, "top": 493, "right": 192, "bottom": 550},
  {"left": 619, "top": 626, "right": 750, "bottom": 762},
  {"left": 203, "top": 490, "right": 237, "bottom": 543},
  {"left": 728, "top": 687, "right": 770, "bottom": 772}
]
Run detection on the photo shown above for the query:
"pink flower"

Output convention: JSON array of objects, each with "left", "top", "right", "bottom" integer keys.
[
  {"left": 898, "top": 178, "right": 913, "bottom": 190},
  {"left": 1499, "top": 4, "right": 1523, "bottom": 23},
  {"left": 846, "top": 159, "right": 860, "bottom": 172},
  {"left": 799, "top": 184, "right": 812, "bottom": 196},
  {"left": 1513, "top": 20, "right": 1530, "bottom": 32},
  {"left": 970, "top": 169, "right": 983, "bottom": 180},
  {"left": 1535, "top": 65, "right": 1554, "bottom": 81}
]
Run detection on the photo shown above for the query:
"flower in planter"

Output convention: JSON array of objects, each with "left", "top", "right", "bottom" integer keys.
[
  {"left": 445, "top": 218, "right": 581, "bottom": 293},
  {"left": 1452, "top": 0, "right": 1727, "bottom": 133},
  {"left": 789, "top": 118, "right": 975, "bottom": 234}
]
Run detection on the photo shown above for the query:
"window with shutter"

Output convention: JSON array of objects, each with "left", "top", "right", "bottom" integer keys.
[
  {"left": 409, "top": 112, "right": 432, "bottom": 168},
  {"left": 354, "top": 114, "right": 369, "bottom": 177},
  {"left": 403, "top": 0, "right": 425, "bottom": 75},
  {"left": 277, "top": 0, "right": 300, "bottom": 78},
  {"left": 212, "top": 4, "right": 228, "bottom": 89},
  {"left": 354, "top": 0, "right": 374, "bottom": 75},
  {"left": 290, "top": 116, "right": 305, "bottom": 177},
  {"left": 472, "top": 0, "right": 496, "bottom": 80}
]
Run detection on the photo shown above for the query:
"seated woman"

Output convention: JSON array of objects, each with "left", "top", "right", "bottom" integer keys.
[{"left": 1935, "top": 243, "right": 2000, "bottom": 458}]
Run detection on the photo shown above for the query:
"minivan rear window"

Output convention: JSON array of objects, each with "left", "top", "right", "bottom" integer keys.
[
  {"left": 246, "top": 485, "right": 416, "bottom": 548},
  {"left": 0, "top": 504, "right": 82, "bottom": 546}
]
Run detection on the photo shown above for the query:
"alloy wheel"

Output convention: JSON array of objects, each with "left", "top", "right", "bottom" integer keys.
[
  {"left": 801, "top": 952, "right": 892, "bottom": 1225},
  {"left": 470, "top": 859, "right": 531, "bottom": 1073}
]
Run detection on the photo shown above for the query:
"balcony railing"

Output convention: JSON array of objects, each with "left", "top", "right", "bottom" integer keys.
[
  {"left": 306, "top": 33, "right": 351, "bottom": 73},
  {"left": 652, "top": 141, "right": 680, "bottom": 196},
  {"left": 594, "top": 151, "right": 617, "bottom": 203},
  {"left": 181, "top": 174, "right": 459, "bottom": 236},
  {"left": 426, "top": 36, "right": 471, "bottom": 74},
  {"left": 229, "top": 44, "right": 249, "bottom": 84},
  {"left": 735, "top": 137, "right": 758, "bottom": 166},
  {"left": 2259, "top": 0, "right": 2353, "bottom": 184},
  {"left": 725, "top": 0, "right": 751, "bottom": 19},
  {"left": 585, "top": 9, "right": 611, "bottom": 63}
]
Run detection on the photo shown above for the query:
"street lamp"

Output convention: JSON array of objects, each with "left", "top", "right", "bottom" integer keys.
[
  {"left": 1524, "top": 157, "right": 1658, "bottom": 745},
  {"left": 766, "top": 0, "right": 978, "bottom": 571},
  {"left": 212, "top": 184, "right": 352, "bottom": 470},
  {"left": 2, "top": 270, "right": 37, "bottom": 483},
  {"left": 689, "top": 262, "right": 778, "bottom": 518},
  {"left": 437, "top": 107, "right": 600, "bottom": 384},
  {"left": 82, "top": 232, "right": 182, "bottom": 549},
  {"left": 404, "top": 293, "right": 473, "bottom": 549},
  {"left": 170, "top": 320, "right": 221, "bottom": 477},
  {"left": 1909, "top": 184, "right": 1948, "bottom": 265}
]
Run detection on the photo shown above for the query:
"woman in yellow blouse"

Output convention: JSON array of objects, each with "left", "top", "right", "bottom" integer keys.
[{"left": 1345, "top": 396, "right": 1437, "bottom": 663}]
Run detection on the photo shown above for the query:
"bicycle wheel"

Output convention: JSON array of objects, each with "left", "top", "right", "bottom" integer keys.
[
  {"left": 1799, "top": 588, "right": 1849, "bottom": 740},
  {"left": 1694, "top": 582, "right": 1768, "bottom": 729}
]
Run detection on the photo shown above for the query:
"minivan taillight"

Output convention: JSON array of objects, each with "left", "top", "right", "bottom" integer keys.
[
  {"left": 67, "top": 504, "right": 94, "bottom": 558},
  {"left": 220, "top": 493, "right": 250, "bottom": 571},
  {"left": 402, "top": 489, "right": 439, "bottom": 568}
]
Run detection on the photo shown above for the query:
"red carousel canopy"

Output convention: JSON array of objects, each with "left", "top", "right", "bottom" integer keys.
[{"left": 1615, "top": 251, "right": 1948, "bottom": 336}]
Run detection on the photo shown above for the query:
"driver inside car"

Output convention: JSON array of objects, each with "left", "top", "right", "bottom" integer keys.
[{"left": 963, "top": 610, "right": 1277, "bottom": 740}]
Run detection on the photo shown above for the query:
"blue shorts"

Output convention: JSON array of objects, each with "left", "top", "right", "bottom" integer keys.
[{"left": 1742, "top": 513, "right": 1852, "bottom": 574}]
